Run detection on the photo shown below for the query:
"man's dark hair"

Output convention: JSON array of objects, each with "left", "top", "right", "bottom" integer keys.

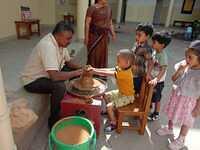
[
  {"left": 152, "top": 31, "right": 172, "bottom": 47},
  {"left": 52, "top": 21, "right": 74, "bottom": 35},
  {"left": 136, "top": 23, "right": 154, "bottom": 37}
]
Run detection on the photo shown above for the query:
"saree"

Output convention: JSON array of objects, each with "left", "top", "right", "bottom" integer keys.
[{"left": 86, "top": 5, "right": 112, "bottom": 68}]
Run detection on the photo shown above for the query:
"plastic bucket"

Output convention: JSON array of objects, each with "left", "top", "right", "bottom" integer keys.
[{"left": 49, "top": 116, "right": 96, "bottom": 150}]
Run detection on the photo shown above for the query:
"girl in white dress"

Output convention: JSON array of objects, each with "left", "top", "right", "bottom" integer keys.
[{"left": 156, "top": 40, "right": 200, "bottom": 150}]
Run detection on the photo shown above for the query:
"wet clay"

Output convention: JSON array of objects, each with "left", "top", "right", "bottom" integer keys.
[
  {"left": 73, "top": 66, "right": 101, "bottom": 91},
  {"left": 56, "top": 125, "right": 90, "bottom": 145}
]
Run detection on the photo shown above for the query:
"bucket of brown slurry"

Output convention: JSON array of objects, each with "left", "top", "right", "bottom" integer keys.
[{"left": 49, "top": 116, "right": 96, "bottom": 150}]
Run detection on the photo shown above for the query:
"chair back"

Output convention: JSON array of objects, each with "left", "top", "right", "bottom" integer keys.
[{"left": 138, "top": 77, "right": 154, "bottom": 113}]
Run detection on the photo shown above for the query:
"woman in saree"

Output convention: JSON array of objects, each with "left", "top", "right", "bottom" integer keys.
[{"left": 84, "top": 0, "right": 116, "bottom": 68}]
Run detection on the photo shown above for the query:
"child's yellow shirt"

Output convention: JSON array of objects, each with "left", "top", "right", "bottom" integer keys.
[{"left": 115, "top": 66, "right": 135, "bottom": 96}]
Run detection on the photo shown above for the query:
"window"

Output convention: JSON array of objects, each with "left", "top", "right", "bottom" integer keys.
[{"left": 181, "top": 0, "right": 196, "bottom": 14}]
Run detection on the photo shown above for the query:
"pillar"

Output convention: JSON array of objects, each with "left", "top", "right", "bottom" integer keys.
[
  {"left": 0, "top": 68, "right": 17, "bottom": 150},
  {"left": 77, "top": 0, "right": 89, "bottom": 40},
  {"left": 165, "top": 0, "right": 175, "bottom": 27},
  {"left": 116, "top": 0, "right": 123, "bottom": 24},
  {"left": 91, "top": 0, "right": 95, "bottom": 5}
]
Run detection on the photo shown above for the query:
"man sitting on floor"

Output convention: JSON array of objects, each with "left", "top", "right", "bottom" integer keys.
[{"left": 21, "top": 21, "right": 82, "bottom": 129}]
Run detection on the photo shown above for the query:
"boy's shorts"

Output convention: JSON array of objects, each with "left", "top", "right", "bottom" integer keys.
[
  {"left": 152, "top": 82, "right": 164, "bottom": 103},
  {"left": 105, "top": 90, "right": 135, "bottom": 108}
]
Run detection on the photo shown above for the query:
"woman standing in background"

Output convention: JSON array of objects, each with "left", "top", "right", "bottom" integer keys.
[{"left": 85, "top": 0, "right": 116, "bottom": 68}]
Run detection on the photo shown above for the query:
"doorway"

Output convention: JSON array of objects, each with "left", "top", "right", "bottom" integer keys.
[
  {"left": 89, "top": 0, "right": 91, "bottom": 6},
  {"left": 153, "top": 0, "right": 163, "bottom": 25},
  {"left": 120, "top": 0, "right": 128, "bottom": 23}
]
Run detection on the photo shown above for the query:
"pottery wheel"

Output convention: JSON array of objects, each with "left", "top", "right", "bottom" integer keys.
[
  {"left": 73, "top": 77, "right": 104, "bottom": 91},
  {"left": 66, "top": 65, "right": 107, "bottom": 99},
  {"left": 66, "top": 78, "right": 107, "bottom": 98}
]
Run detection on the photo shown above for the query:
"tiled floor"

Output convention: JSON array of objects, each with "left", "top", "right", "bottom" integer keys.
[{"left": 0, "top": 23, "right": 199, "bottom": 150}]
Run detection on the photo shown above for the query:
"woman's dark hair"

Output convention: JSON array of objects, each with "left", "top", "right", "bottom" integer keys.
[
  {"left": 136, "top": 23, "right": 154, "bottom": 37},
  {"left": 52, "top": 21, "right": 74, "bottom": 35},
  {"left": 152, "top": 31, "right": 172, "bottom": 47}
]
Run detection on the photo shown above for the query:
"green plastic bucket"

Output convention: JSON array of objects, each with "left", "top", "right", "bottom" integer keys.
[{"left": 49, "top": 116, "right": 96, "bottom": 150}]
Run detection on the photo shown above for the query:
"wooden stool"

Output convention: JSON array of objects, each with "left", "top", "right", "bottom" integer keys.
[
  {"left": 116, "top": 77, "right": 154, "bottom": 135},
  {"left": 15, "top": 19, "right": 40, "bottom": 39}
]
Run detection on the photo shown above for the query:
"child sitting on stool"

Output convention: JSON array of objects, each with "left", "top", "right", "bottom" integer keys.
[{"left": 92, "top": 49, "right": 135, "bottom": 133}]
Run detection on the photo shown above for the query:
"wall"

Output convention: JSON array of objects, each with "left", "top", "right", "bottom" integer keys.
[
  {"left": 125, "top": 0, "right": 200, "bottom": 25},
  {"left": 39, "top": 0, "right": 56, "bottom": 25},
  {"left": 55, "top": 0, "right": 117, "bottom": 23},
  {"left": 0, "top": 0, "right": 56, "bottom": 40},
  {"left": 158, "top": 0, "right": 200, "bottom": 25},
  {"left": 0, "top": 0, "right": 40, "bottom": 39},
  {"left": 158, "top": 0, "right": 169, "bottom": 25},
  {"left": 126, "top": 0, "right": 156, "bottom": 23},
  {"left": 108, "top": 0, "right": 118, "bottom": 20},
  {"left": 55, "top": 0, "right": 76, "bottom": 23},
  {"left": 0, "top": 0, "right": 18, "bottom": 39}
]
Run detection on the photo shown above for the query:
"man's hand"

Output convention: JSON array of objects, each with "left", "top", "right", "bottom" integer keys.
[
  {"left": 83, "top": 65, "right": 94, "bottom": 72},
  {"left": 65, "top": 60, "right": 82, "bottom": 70},
  {"left": 75, "top": 68, "right": 83, "bottom": 75},
  {"left": 149, "top": 78, "right": 158, "bottom": 86},
  {"left": 47, "top": 68, "right": 83, "bottom": 81}
]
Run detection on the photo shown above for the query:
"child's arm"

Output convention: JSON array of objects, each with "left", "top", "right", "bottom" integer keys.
[
  {"left": 93, "top": 68, "right": 115, "bottom": 77},
  {"left": 192, "top": 97, "right": 200, "bottom": 118},
  {"left": 131, "top": 65, "right": 136, "bottom": 75},
  {"left": 171, "top": 64, "right": 188, "bottom": 82},
  {"left": 146, "top": 58, "right": 154, "bottom": 81},
  {"left": 149, "top": 65, "right": 167, "bottom": 85},
  {"left": 144, "top": 50, "right": 153, "bottom": 81}
]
